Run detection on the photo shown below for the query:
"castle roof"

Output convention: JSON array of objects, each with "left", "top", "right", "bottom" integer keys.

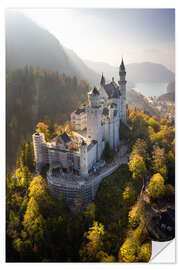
[
  {"left": 120, "top": 58, "right": 125, "bottom": 70},
  {"left": 110, "top": 103, "right": 117, "bottom": 108},
  {"left": 61, "top": 132, "right": 71, "bottom": 143},
  {"left": 100, "top": 73, "right": 105, "bottom": 85},
  {"left": 52, "top": 132, "right": 71, "bottom": 145},
  {"left": 114, "top": 110, "right": 118, "bottom": 117},
  {"left": 102, "top": 107, "right": 109, "bottom": 116},
  {"left": 91, "top": 87, "right": 100, "bottom": 96},
  {"left": 75, "top": 108, "right": 85, "bottom": 115},
  {"left": 81, "top": 140, "right": 86, "bottom": 146},
  {"left": 103, "top": 81, "right": 120, "bottom": 98}
]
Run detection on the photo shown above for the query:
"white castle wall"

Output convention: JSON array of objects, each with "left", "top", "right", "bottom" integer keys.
[
  {"left": 80, "top": 142, "right": 88, "bottom": 177},
  {"left": 32, "top": 133, "right": 48, "bottom": 169},
  {"left": 87, "top": 107, "right": 102, "bottom": 160},
  {"left": 87, "top": 143, "right": 97, "bottom": 170}
]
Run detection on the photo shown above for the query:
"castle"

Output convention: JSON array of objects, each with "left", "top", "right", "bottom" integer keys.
[{"left": 32, "top": 59, "right": 127, "bottom": 209}]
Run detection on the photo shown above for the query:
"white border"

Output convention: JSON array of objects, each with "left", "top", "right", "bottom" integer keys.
[{"left": 0, "top": 0, "right": 179, "bottom": 268}]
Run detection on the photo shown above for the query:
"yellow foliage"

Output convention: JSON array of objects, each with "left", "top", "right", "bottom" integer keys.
[
  {"left": 128, "top": 154, "right": 147, "bottom": 180},
  {"left": 119, "top": 237, "right": 138, "bottom": 262},
  {"left": 137, "top": 242, "right": 152, "bottom": 262},
  {"left": 128, "top": 204, "right": 141, "bottom": 229},
  {"left": 146, "top": 173, "right": 165, "bottom": 200},
  {"left": 36, "top": 122, "right": 50, "bottom": 141}
]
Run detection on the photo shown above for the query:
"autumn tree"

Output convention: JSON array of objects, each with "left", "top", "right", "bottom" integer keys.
[
  {"left": 15, "top": 166, "right": 31, "bottom": 188},
  {"left": 137, "top": 242, "right": 152, "bottom": 262},
  {"left": 128, "top": 154, "right": 147, "bottom": 181},
  {"left": 96, "top": 250, "right": 115, "bottom": 262},
  {"left": 151, "top": 146, "right": 167, "bottom": 179},
  {"left": 130, "top": 138, "right": 148, "bottom": 162},
  {"left": 16, "top": 141, "right": 35, "bottom": 172},
  {"left": 36, "top": 122, "right": 50, "bottom": 141},
  {"left": 128, "top": 202, "right": 142, "bottom": 229},
  {"left": 146, "top": 117, "right": 160, "bottom": 132},
  {"left": 23, "top": 197, "right": 46, "bottom": 244},
  {"left": 80, "top": 221, "right": 105, "bottom": 262},
  {"left": 123, "top": 184, "right": 137, "bottom": 206},
  {"left": 118, "top": 225, "right": 150, "bottom": 262},
  {"left": 146, "top": 173, "right": 166, "bottom": 201},
  {"left": 118, "top": 237, "right": 139, "bottom": 262}
]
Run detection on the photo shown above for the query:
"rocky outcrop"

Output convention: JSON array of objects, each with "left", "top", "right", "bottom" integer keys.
[{"left": 141, "top": 192, "right": 175, "bottom": 242}]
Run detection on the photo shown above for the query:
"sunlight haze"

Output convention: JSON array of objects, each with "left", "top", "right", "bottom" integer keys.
[{"left": 17, "top": 8, "right": 175, "bottom": 71}]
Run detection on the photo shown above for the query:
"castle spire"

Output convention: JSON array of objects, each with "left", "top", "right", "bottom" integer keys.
[
  {"left": 100, "top": 72, "right": 105, "bottom": 86},
  {"left": 120, "top": 58, "right": 125, "bottom": 71}
]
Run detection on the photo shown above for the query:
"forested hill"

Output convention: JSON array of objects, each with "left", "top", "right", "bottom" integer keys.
[
  {"left": 127, "top": 89, "right": 159, "bottom": 116},
  {"left": 6, "top": 10, "right": 99, "bottom": 86},
  {"left": 6, "top": 67, "right": 90, "bottom": 170},
  {"left": 6, "top": 67, "right": 162, "bottom": 171}
]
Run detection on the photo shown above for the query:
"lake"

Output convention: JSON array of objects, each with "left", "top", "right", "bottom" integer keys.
[{"left": 132, "top": 82, "right": 168, "bottom": 97}]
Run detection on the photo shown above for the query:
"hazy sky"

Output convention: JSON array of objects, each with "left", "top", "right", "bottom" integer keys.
[{"left": 22, "top": 8, "right": 175, "bottom": 72}]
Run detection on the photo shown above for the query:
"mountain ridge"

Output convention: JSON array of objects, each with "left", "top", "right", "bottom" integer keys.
[
  {"left": 6, "top": 10, "right": 100, "bottom": 86},
  {"left": 84, "top": 59, "right": 175, "bottom": 84}
]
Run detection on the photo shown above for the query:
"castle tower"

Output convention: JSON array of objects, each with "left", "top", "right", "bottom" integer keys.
[
  {"left": 80, "top": 140, "right": 88, "bottom": 177},
  {"left": 87, "top": 87, "right": 102, "bottom": 160},
  {"left": 100, "top": 73, "right": 105, "bottom": 86},
  {"left": 118, "top": 58, "right": 127, "bottom": 123},
  {"left": 32, "top": 132, "right": 48, "bottom": 171}
]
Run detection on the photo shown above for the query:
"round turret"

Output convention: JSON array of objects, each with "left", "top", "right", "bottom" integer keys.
[{"left": 88, "top": 87, "right": 100, "bottom": 108}]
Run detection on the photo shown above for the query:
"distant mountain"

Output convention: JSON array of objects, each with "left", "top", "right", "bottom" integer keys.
[
  {"left": 157, "top": 80, "right": 175, "bottom": 103},
  {"left": 127, "top": 89, "right": 160, "bottom": 116},
  {"left": 6, "top": 10, "right": 99, "bottom": 86},
  {"left": 85, "top": 60, "right": 175, "bottom": 84},
  {"left": 167, "top": 81, "right": 175, "bottom": 94},
  {"left": 64, "top": 48, "right": 100, "bottom": 86},
  {"left": 157, "top": 92, "right": 175, "bottom": 103}
]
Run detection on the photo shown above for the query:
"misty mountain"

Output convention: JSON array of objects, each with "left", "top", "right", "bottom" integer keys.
[
  {"left": 158, "top": 92, "right": 175, "bottom": 103},
  {"left": 167, "top": 81, "right": 175, "bottom": 94},
  {"left": 6, "top": 10, "right": 99, "bottom": 86},
  {"left": 156, "top": 80, "right": 175, "bottom": 103},
  {"left": 85, "top": 60, "right": 175, "bottom": 84},
  {"left": 127, "top": 89, "right": 159, "bottom": 116}
]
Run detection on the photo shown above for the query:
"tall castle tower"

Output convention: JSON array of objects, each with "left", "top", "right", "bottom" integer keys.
[
  {"left": 86, "top": 87, "right": 102, "bottom": 160},
  {"left": 80, "top": 140, "right": 88, "bottom": 177},
  {"left": 32, "top": 132, "right": 48, "bottom": 170},
  {"left": 118, "top": 58, "right": 127, "bottom": 123}
]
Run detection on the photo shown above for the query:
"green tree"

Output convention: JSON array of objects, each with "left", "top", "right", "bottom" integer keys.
[
  {"left": 83, "top": 203, "right": 96, "bottom": 227},
  {"left": 101, "top": 142, "right": 115, "bottom": 163},
  {"left": 43, "top": 116, "right": 56, "bottom": 140},
  {"left": 16, "top": 141, "right": 35, "bottom": 172},
  {"left": 119, "top": 120, "right": 131, "bottom": 140},
  {"left": 123, "top": 184, "right": 137, "bottom": 206}
]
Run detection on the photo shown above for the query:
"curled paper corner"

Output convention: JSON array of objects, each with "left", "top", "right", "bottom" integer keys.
[{"left": 150, "top": 239, "right": 175, "bottom": 263}]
